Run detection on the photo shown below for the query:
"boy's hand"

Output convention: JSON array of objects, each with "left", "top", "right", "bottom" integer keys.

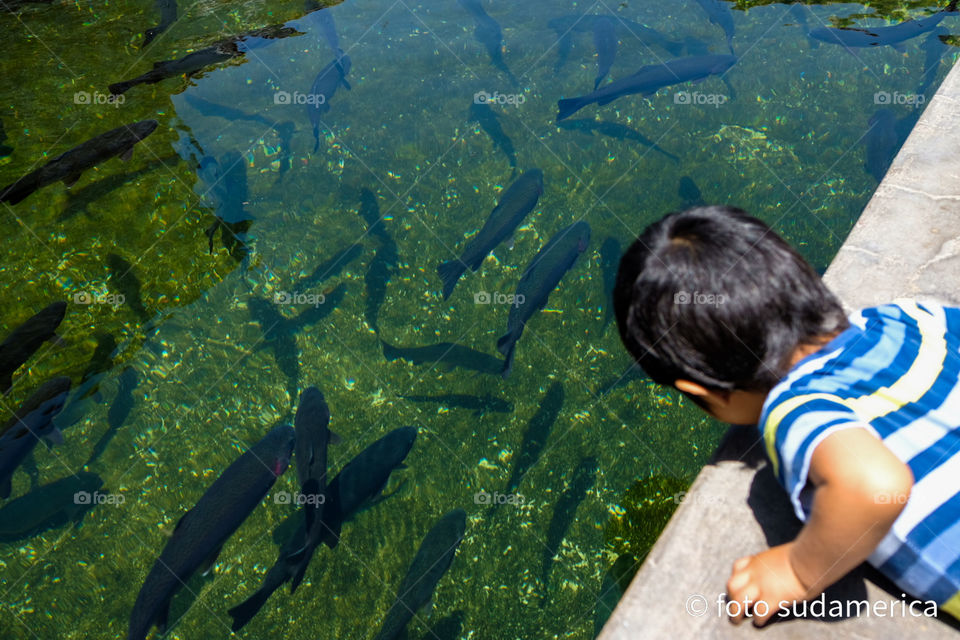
[{"left": 726, "top": 542, "right": 811, "bottom": 627}]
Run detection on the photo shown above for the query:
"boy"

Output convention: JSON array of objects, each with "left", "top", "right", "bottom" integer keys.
[{"left": 613, "top": 205, "right": 960, "bottom": 626}]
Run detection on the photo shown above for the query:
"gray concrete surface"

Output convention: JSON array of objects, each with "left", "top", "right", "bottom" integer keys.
[{"left": 597, "top": 59, "right": 960, "bottom": 640}]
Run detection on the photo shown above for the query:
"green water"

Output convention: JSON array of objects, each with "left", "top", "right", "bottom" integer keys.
[{"left": 0, "top": 0, "right": 957, "bottom": 638}]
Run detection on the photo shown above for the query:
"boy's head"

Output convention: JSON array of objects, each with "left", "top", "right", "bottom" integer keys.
[{"left": 613, "top": 206, "right": 848, "bottom": 401}]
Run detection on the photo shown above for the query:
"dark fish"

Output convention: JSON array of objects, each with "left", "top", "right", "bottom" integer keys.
[
  {"left": 600, "top": 238, "right": 621, "bottom": 330},
  {"left": 437, "top": 168, "right": 543, "bottom": 300},
  {"left": 74, "top": 331, "right": 117, "bottom": 401},
  {"left": 197, "top": 152, "right": 253, "bottom": 259},
  {"left": 497, "top": 221, "right": 591, "bottom": 377},
  {"left": 361, "top": 190, "right": 398, "bottom": 335},
  {"left": 0, "top": 119, "right": 12, "bottom": 158},
  {"left": 547, "top": 14, "right": 683, "bottom": 58},
  {"left": 0, "top": 377, "right": 70, "bottom": 499},
  {"left": 381, "top": 340, "right": 504, "bottom": 376},
  {"left": 307, "top": 52, "right": 352, "bottom": 153},
  {"left": 557, "top": 55, "right": 737, "bottom": 121},
  {"left": 458, "top": 0, "right": 518, "bottom": 86},
  {"left": 400, "top": 393, "right": 513, "bottom": 415},
  {"left": 500, "top": 382, "right": 563, "bottom": 496},
  {"left": 106, "top": 253, "right": 150, "bottom": 323},
  {"left": 294, "top": 243, "right": 363, "bottom": 292},
  {"left": 597, "top": 362, "right": 646, "bottom": 395},
  {"left": 682, "top": 35, "right": 712, "bottom": 57},
  {"left": 0, "top": 472, "right": 103, "bottom": 542},
  {"left": 184, "top": 93, "right": 275, "bottom": 128},
  {"left": 0, "top": 302, "right": 67, "bottom": 394},
  {"left": 321, "top": 426, "right": 417, "bottom": 548},
  {"left": 141, "top": 0, "right": 177, "bottom": 47},
  {"left": 917, "top": 26, "right": 950, "bottom": 97},
  {"left": 0, "top": 120, "right": 158, "bottom": 204},
  {"left": 248, "top": 284, "right": 346, "bottom": 402},
  {"left": 557, "top": 119, "right": 679, "bottom": 162},
  {"left": 553, "top": 30, "right": 574, "bottom": 74},
  {"left": 592, "top": 16, "right": 617, "bottom": 89},
  {"left": 109, "top": 25, "right": 301, "bottom": 95},
  {"left": 304, "top": 0, "right": 340, "bottom": 54},
  {"left": 468, "top": 102, "right": 517, "bottom": 170},
  {"left": 288, "top": 387, "right": 338, "bottom": 592},
  {"left": 228, "top": 514, "right": 307, "bottom": 630},
  {"left": 416, "top": 611, "right": 465, "bottom": 640},
  {"left": 810, "top": 1, "right": 958, "bottom": 50},
  {"left": 540, "top": 456, "right": 598, "bottom": 602},
  {"left": 678, "top": 175, "right": 705, "bottom": 208},
  {"left": 86, "top": 366, "right": 138, "bottom": 465},
  {"left": 127, "top": 425, "right": 295, "bottom": 640},
  {"left": 360, "top": 187, "right": 390, "bottom": 243},
  {"left": 864, "top": 109, "right": 899, "bottom": 182},
  {"left": 372, "top": 509, "right": 467, "bottom": 640},
  {"left": 694, "top": 0, "right": 736, "bottom": 54},
  {"left": 788, "top": 2, "right": 819, "bottom": 50}
]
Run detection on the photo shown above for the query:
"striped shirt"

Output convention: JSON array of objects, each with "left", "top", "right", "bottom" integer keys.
[{"left": 759, "top": 300, "right": 960, "bottom": 617}]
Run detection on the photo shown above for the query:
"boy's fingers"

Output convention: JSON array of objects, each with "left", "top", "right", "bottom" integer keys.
[{"left": 732, "top": 556, "right": 751, "bottom": 571}]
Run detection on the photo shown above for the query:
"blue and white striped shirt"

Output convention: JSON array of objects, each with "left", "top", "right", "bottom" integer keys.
[{"left": 759, "top": 300, "right": 960, "bottom": 617}]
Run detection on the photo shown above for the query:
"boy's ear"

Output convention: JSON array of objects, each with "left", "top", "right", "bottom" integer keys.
[{"left": 675, "top": 379, "right": 731, "bottom": 406}]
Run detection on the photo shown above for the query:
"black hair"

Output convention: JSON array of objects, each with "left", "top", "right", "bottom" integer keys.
[{"left": 613, "top": 206, "right": 849, "bottom": 393}]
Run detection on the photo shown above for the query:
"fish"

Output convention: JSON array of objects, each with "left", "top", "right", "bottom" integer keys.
[
  {"left": 546, "top": 15, "right": 683, "bottom": 59},
  {"left": 372, "top": 509, "right": 467, "bottom": 640},
  {"left": 287, "top": 386, "right": 339, "bottom": 592},
  {"left": 0, "top": 472, "right": 103, "bottom": 542},
  {"left": 809, "top": 0, "right": 958, "bottom": 50},
  {"left": 141, "top": 0, "right": 177, "bottom": 47},
  {"left": 106, "top": 254, "right": 151, "bottom": 323},
  {"left": 0, "top": 377, "right": 70, "bottom": 499},
  {"left": 307, "top": 52, "right": 352, "bottom": 153},
  {"left": 437, "top": 168, "right": 543, "bottom": 300},
  {"left": 864, "top": 108, "right": 899, "bottom": 182},
  {"left": 416, "top": 611, "right": 465, "bottom": 640},
  {"left": 361, "top": 190, "right": 398, "bottom": 335},
  {"left": 248, "top": 284, "right": 346, "bottom": 402},
  {"left": 184, "top": 93, "right": 275, "bottom": 128},
  {"left": 458, "top": 0, "right": 518, "bottom": 86},
  {"left": 556, "top": 119, "right": 679, "bottom": 162},
  {"left": 320, "top": 426, "right": 418, "bottom": 548},
  {"left": 499, "top": 382, "right": 563, "bottom": 498},
  {"left": 197, "top": 152, "right": 254, "bottom": 259},
  {"left": 678, "top": 175, "right": 705, "bottom": 208},
  {"left": 592, "top": 16, "right": 617, "bottom": 89},
  {"left": 227, "top": 514, "right": 308, "bottom": 631},
  {"left": 497, "top": 221, "right": 591, "bottom": 377},
  {"left": 0, "top": 120, "right": 158, "bottom": 204},
  {"left": 86, "top": 366, "right": 138, "bottom": 465},
  {"left": 468, "top": 102, "right": 517, "bottom": 170},
  {"left": 303, "top": 0, "right": 340, "bottom": 54},
  {"left": 109, "top": 25, "right": 301, "bottom": 95},
  {"left": 600, "top": 238, "right": 621, "bottom": 330},
  {"left": 54, "top": 332, "right": 118, "bottom": 431},
  {"left": 294, "top": 243, "right": 363, "bottom": 292},
  {"left": 788, "top": 2, "right": 819, "bottom": 50},
  {"left": 540, "top": 456, "right": 598, "bottom": 603},
  {"left": 360, "top": 187, "right": 391, "bottom": 244},
  {"left": 917, "top": 26, "right": 950, "bottom": 97},
  {"left": 127, "top": 424, "right": 295, "bottom": 640},
  {"left": 556, "top": 55, "right": 737, "bottom": 121},
  {"left": 400, "top": 393, "right": 513, "bottom": 415},
  {"left": 0, "top": 119, "right": 12, "bottom": 157},
  {"left": 0, "top": 302, "right": 67, "bottom": 394},
  {"left": 694, "top": 0, "right": 736, "bottom": 54},
  {"left": 381, "top": 340, "right": 505, "bottom": 376}
]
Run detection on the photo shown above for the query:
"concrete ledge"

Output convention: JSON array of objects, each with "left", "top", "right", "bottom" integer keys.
[{"left": 599, "top": 59, "right": 960, "bottom": 639}]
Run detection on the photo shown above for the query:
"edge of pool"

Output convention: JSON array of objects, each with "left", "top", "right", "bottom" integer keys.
[{"left": 596, "top": 59, "right": 960, "bottom": 639}]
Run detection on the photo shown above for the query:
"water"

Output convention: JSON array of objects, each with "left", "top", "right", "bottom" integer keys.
[{"left": 0, "top": 0, "right": 957, "bottom": 638}]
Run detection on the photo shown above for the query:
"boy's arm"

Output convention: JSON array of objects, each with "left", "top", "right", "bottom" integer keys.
[{"left": 726, "top": 427, "right": 914, "bottom": 626}]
